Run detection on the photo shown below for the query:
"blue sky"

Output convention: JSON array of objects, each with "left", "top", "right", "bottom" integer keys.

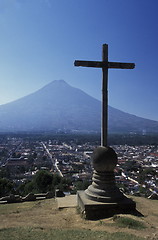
[{"left": 0, "top": 0, "right": 158, "bottom": 121}]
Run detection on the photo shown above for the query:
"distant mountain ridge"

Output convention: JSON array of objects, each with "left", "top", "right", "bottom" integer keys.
[{"left": 0, "top": 80, "right": 158, "bottom": 133}]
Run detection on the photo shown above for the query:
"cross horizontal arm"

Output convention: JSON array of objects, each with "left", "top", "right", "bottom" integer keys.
[
  {"left": 74, "top": 60, "right": 135, "bottom": 69},
  {"left": 108, "top": 62, "right": 135, "bottom": 69},
  {"left": 74, "top": 60, "right": 106, "bottom": 68}
]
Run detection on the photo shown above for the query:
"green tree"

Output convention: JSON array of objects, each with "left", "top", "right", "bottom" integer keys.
[
  {"left": 16, "top": 171, "right": 72, "bottom": 196},
  {"left": 56, "top": 177, "right": 72, "bottom": 192},
  {"left": 74, "top": 180, "right": 90, "bottom": 192},
  {"left": 0, "top": 178, "right": 13, "bottom": 197},
  {"left": 52, "top": 174, "right": 62, "bottom": 186},
  {"left": 34, "top": 170, "right": 54, "bottom": 193},
  {"left": 23, "top": 181, "right": 35, "bottom": 195}
]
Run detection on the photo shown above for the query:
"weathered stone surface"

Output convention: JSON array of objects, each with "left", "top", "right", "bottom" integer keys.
[
  {"left": 77, "top": 146, "right": 136, "bottom": 219},
  {"left": 93, "top": 146, "right": 117, "bottom": 172},
  {"left": 22, "top": 193, "right": 36, "bottom": 201},
  {"left": 57, "top": 195, "right": 77, "bottom": 209},
  {"left": 0, "top": 194, "right": 22, "bottom": 203},
  {"left": 77, "top": 191, "right": 136, "bottom": 219},
  {"left": 45, "top": 191, "right": 54, "bottom": 198}
]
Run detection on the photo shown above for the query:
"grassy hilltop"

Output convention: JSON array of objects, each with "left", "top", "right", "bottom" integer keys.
[{"left": 0, "top": 196, "right": 158, "bottom": 240}]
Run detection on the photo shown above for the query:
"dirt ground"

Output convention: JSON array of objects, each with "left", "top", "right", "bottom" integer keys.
[{"left": 0, "top": 196, "right": 158, "bottom": 239}]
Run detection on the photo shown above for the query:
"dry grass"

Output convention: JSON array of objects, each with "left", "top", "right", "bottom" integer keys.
[{"left": 0, "top": 196, "right": 158, "bottom": 240}]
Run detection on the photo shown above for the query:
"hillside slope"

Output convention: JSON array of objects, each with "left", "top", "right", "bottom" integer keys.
[
  {"left": 0, "top": 196, "right": 158, "bottom": 240},
  {"left": 0, "top": 80, "right": 158, "bottom": 133}
]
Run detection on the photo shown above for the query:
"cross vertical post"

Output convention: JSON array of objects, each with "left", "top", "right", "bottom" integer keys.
[
  {"left": 74, "top": 43, "right": 135, "bottom": 148},
  {"left": 102, "top": 44, "right": 108, "bottom": 147}
]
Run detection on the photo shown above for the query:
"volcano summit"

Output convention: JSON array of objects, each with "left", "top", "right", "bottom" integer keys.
[{"left": 0, "top": 80, "right": 158, "bottom": 133}]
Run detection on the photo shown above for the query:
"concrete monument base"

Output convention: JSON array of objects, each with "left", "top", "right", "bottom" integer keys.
[
  {"left": 77, "top": 190, "right": 136, "bottom": 219},
  {"left": 77, "top": 146, "right": 136, "bottom": 220}
]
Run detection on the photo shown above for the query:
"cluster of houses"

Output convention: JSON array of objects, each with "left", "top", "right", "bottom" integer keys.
[{"left": 0, "top": 137, "right": 158, "bottom": 198}]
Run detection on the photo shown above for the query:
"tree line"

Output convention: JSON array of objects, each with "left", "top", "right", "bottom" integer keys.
[{"left": 0, "top": 170, "right": 90, "bottom": 198}]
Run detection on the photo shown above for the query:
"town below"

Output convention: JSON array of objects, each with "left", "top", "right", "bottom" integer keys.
[{"left": 0, "top": 133, "right": 158, "bottom": 200}]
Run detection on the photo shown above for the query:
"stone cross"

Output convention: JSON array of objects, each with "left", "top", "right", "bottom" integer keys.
[{"left": 74, "top": 44, "right": 135, "bottom": 146}]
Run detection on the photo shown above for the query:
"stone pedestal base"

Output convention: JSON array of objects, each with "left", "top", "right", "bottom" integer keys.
[{"left": 77, "top": 191, "right": 136, "bottom": 219}]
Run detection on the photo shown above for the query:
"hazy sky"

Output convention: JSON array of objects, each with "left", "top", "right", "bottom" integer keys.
[{"left": 0, "top": 0, "right": 158, "bottom": 121}]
